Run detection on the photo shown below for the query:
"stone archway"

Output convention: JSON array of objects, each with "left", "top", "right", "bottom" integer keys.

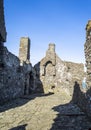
[{"left": 45, "top": 61, "right": 53, "bottom": 76}]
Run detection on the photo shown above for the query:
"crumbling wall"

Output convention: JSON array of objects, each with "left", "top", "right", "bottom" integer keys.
[
  {"left": 77, "top": 88, "right": 91, "bottom": 120},
  {"left": 0, "top": 0, "right": 6, "bottom": 42},
  {"left": 34, "top": 44, "right": 84, "bottom": 96},
  {"left": 0, "top": 2, "right": 33, "bottom": 104},
  {"left": 65, "top": 61, "right": 84, "bottom": 80},
  {"left": 0, "top": 47, "right": 24, "bottom": 104},
  {"left": 0, "top": 46, "right": 32, "bottom": 104},
  {"left": 0, "top": 36, "right": 32, "bottom": 104},
  {"left": 75, "top": 20, "right": 91, "bottom": 120}
]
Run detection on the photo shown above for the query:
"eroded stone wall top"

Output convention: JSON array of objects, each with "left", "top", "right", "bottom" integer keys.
[
  {"left": 86, "top": 20, "right": 91, "bottom": 31},
  {"left": 48, "top": 43, "right": 55, "bottom": 52},
  {"left": 19, "top": 37, "right": 30, "bottom": 63}
]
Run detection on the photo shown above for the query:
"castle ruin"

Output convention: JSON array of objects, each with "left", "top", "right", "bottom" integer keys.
[
  {"left": 0, "top": 0, "right": 91, "bottom": 122},
  {"left": 34, "top": 44, "right": 84, "bottom": 94}
]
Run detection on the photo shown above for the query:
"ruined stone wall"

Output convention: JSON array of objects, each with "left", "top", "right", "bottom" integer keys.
[
  {"left": 72, "top": 80, "right": 91, "bottom": 120},
  {"left": 65, "top": 61, "right": 84, "bottom": 81},
  {"left": 75, "top": 20, "right": 91, "bottom": 120},
  {"left": 0, "top": 46, "right": 32, "bottom": 104},
  {"left": 0, "top": 0, "right": 6, "bottom": 42},
  {"left": 0, "top": 37, "right": 32, "bottom": 104},
  {"left": 77, "top": 88, "right": 91, "bottom": 120},
  {"left": 0, "top": 47, "right": 24, "bottom": 104},
  {"left": 0, "top": 0, "right": 33, "bottom": 104},
  {"left": 34, "top": 44, "right": 84, "bottom": 97},
  {"left": 84, "top": 21, "right": 91, "bottom": 88},
  {"left": 1, "top": 0, "right": 90, "bottom": 120}
]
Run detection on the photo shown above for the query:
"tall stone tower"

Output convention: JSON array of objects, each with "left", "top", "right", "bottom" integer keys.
[
  {"left": 19, "top": 37, "right": 30, "bottom": 63},
  {"left": 84, "top": 20, "right": 91, "bottom": 88}
]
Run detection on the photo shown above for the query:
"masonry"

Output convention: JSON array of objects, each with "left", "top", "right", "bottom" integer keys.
[
  {"left": 0, "top": 1, "right": 33, "bottom": 102},
  {"left": 0, "top": 37, "right": 32, "bottom": 104},
  {"left": 0, "top": 0, "right": 85, "bottom": 103},
  {"left": 34, "top": 43, "right": 84, "bottom": 96},
  {"left": 68, "top": 20, "right": 91, "bottom": 120},
  {"left": 0, "top": 0, "right": 91, "bottom": 122},
  {"left": 77, "top": 20, "right": 91, "bottom": 120},
  {"left": 0, "top": 0, "right": 34, "bottom": 104}
]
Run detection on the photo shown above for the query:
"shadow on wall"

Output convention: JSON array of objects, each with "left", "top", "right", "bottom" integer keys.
[
  {"left": 8, "top": 124, "right": 27, "bottom": 130},
  {"left": 34, "top": 62, "right": 44, "bottom": 93},
  {"left": 0, "top": 59, "right": 54, "bottom": 113},
  {"left": 50, "top": 81, "right": 91, "bottom": 130},
  {"left": 72, "top": 81, "right": 91, "bottom": 128},
  {"left": 72, "top": 81, "right": 91, "bottom": 119},
  {"left": 0, "top": 62, "right": 45, "bottom": 113}
]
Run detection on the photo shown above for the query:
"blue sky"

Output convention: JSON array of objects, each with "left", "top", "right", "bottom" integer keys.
[{"left": 4, "top": 0, "right": 91, "bottom": 65}]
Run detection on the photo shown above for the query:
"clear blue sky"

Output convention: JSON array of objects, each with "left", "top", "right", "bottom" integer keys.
[{"left": 4, "top": 0, "right": 91, "bottom": 65}]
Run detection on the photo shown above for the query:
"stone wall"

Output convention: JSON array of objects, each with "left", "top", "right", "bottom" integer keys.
[
  {"left": 0, "top": 0, "right": 6, "bottom": 42},
  {"left": 0, "top": 46, "right": 24, "bottom": 104},
  {"left": 1, "top": 0, "right": 91, "bottom": 120},
  {"left": 84, "top": 20, "right": 91, "bottom": 88},
  {"left": 19, "top": 37, "right": 30, "bottom": 63},
  {"left": 0, "top": 0, "right": 33, "bottom": 104},
  {"left": 72, "top": 80, "right": 91, "bottom": 120},
  {"left": 75, "top": 20, "right": 91, "bottom": 120},
  {"left": 65, "top": 61, "right": 84, "bottom": 80},
  {"left": 0, "top": 45, "right": 32, "bottom": 104},
  {"left": 34, "top": 44, "right": 84, "bottom": 97}
]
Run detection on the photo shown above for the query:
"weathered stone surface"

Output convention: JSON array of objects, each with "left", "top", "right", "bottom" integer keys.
[
  {"left": 0, "top": 1, "right": 91, "bottom": 127},
  {"left": 0, "top": 37, "right": 32, "bottom": 104},
  {"left": 19, "top": 37, "right": 30, "bottom": 63},
  {"left": 86, "top": 20, "right": 91, "bottom": 31},
  {"left": 0, "top": 94, "right": 91, "bottom": 130},
  {"left": 0, "top": 0, "right": 6, "bottom": 42},
  {"left": 34, "top": 44, "right": 84, "bottom": 96},
  {"left": 76, "top": 20, "right": 91, "bottom": 120}
]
